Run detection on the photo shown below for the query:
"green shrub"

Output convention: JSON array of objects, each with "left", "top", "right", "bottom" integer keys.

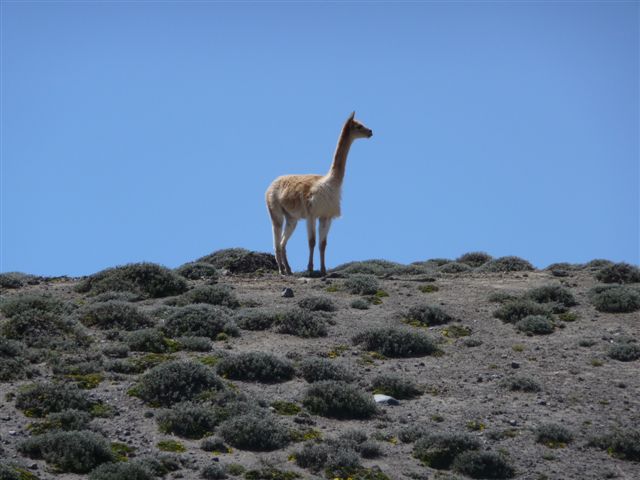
[
  {"left": 343, "top": 274, "right": 380, "bottom": 295},
  {"left": 488, "top": 292, "right": 518, "bottom": 303},
  {"left": 371, "top": 374, "right": 422, "bottom": 399},
  {"left": 174, "top": 285, "right": 240, "bottom": 309},
  {"left": 76, "top": 262, "right": 188, "bottom": 298},
  {"left": 457, "top": 252, "right": 492, "bottom": 268},
  {"left": 200, "top": 436, "right": 228, "bottom": 452},
  {"left": 590, "top": 285, "right": 640, "bottom": 313},
  {"left": 500, "top": 376, "right": 541, "bottom": 392},
  {"left": 590, "top": 429, "right": 640, "bottom": 461},
  {"left": 235, "top": 308, "right": 279, "bottom": 330},
  {"left": 331, "top": 259, "right": 425, "bottom": 276},
  {"left": 0, "top": 293, "right": 67, "bottom": 317},
  {"left": 175, "top": 336, "right": 212, "bottom": 351},
  {"left": 219, "top": 412, "right": 290, "bottom": 451},
  {"left": 89, "top": 461, "right": 154, "bottom": 480},
  {"left": 216, "top": 352, "right": 294, "bottom": 383},
  {"left": 595, "top": 262, "right": 640, "bottom": 284},
  {"left": 493, "top": 299, "right": 549, "bottom": 324},
  {"left": 50, "top": 352, "right": 103, "bottom": 376},
  {"left": 439, "top": 262, "right": 472, "bottom": 273},
  {"left": 133, "top": 360, "right": 224, "bottom": 406},
  {"left": 398, "top": 425, "right": 429, "bottom": 443},
  {"left": 526, "top": 285, "right": 577, "bottom": 307},
  {"left": 77, "top": 301, "right": 153, "bottom": 330},
  {"left": 90, "top": 291, "right": 141, "bottom": 302},
  {"left": 303, "top": 381, "right": 377, "bottom": 419},
  {"left": 30, "top": 409, "right": 92, "bottom": 434},
  {"left": 298, "top": 296, "right": 336, "bottom": 312},
  {"left": 175, "top": 262, "right": 219, "bottom": 281},
  {"left": 405, "top": 304, "right": 453, "bottom": 326},
  {"left": 126, "top": 328, "right": 169, "bottom": 353},
  {"left": 464, "top": 338, "right": 483, "bottom": 348},
  {"left": 0, "top": 338, "right": 33, "bottom": 381},
  {"left": 0, "top": 464, "right": 21, "bottom": 480},
  {"left": 1, "top": 309, "right": 90, "bottom": 350},
  {"left": 294, "top": 442, "right": 332, "bottom": 471},
  {"left": 535, "top": 423, "right": 573, "bottom": 447},
  {"left": 244, "top": 468, "right": 300, "bottom": 480},
  {"left": 479, "top": 256, "right": 534, "bottom": 272},
  {"left": 197, "top": 248, "right": 278, "bottom": 274},
  {"left": 413, "top": 433, "right": 480, "bottom": 469},
  {"left": 352, "top": 327, "right": 438, "bottom": 357},
  {"left": 18, "top": 430, "right": 114, "bottom": 473},
  {"left": 452, "top": 451, "right": 515, "bottom": 479},
  {"left": 274, "top": 308, "right": 327, "bottom": 338},
  {"left": 15, "top": 382, "right": 96, "bottom": 417},
  {"left": 201, "top": 463, "right": 227, "bottom": 479},
  {"left": 156, "top": 440, "right": 185, "bottom": 452},
  {"left": 299, "top": 358, "right": 355, "bottom": 383},
  {"left": 515, "top": 315, "right": 555, "bottom": 335},
  {"left": 163, "top": 304, "right": 239, "bottom": 339},
  {"left": 157, "top": 401, "right": 219, "bottom": 439},
  {"left": 103, "top": 342, "right": 129, "bottom": 358},
  {"left": 350, "top": 298, "right": 370, "bottom": 310},
  {"left": 608, "top": 343, "right": 640, "bottom": 361},
  {"left": 0, "top": 272, "right": 39, "bottom": 289}
]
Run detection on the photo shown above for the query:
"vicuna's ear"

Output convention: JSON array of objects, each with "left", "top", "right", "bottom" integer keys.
[{"left": 347, "top": 111, "right": 355, "bottom": 122}]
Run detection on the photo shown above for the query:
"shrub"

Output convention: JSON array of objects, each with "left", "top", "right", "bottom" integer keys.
[
  {"left": 0, "top": 464, "right": 20, "bottom": 480},
  {"left": 176, "top": 262, "right": 219, "bottom": 281},
  {"left": 526, "top": 285, "right": 577, "bottom": 307},
  {"left": 0, "top": 293, "right": 67, "bottom": 317},
  {"left": 452, "top": 451, "right": 515, "bottom": 479},
  {"left": 201, "top": 436, "right": 228, "bottom": 452},
  {"left": 163, "top": 305, "right": 239, "bottom": 339},
  {"left": 350, "top": 298, "right": 369, "bottom": 310},
  {"left": 331, "top": 259, "right": 425, "bottom": 276},
  {"left": 174, "top": 285, "right": 240, "bottom": 309},
  {"left": 0, "top": 338, "right": 33, "bottom": 381},
  {"left": 126, "top": 328, "right": 169, "bottom": 353},
  {"left": 439, "top": 262, "right": 472, "bottom": 273},
  {"left": 500, "top": 376, "right": 541, "bottom": 393},
  {"left": 1, "top": 309, "right": 89, "bottom": 350},
  {"left": 488, "top": 291, "right": 518, "bottom": 303},
  {"left": 274, "top": 308, "right": 328, "bottom": 338},
  {"left": 235, "top": 308, "right": 279, "bottom": 330},
  {"left": 371, "top": 374, "right": 422, "bottom": 399},
  {"left": 457, "top": 252, "right": 492, "bottom": 268},
  {"left": 176, "top": 336, "right": 212, "bottom": 351},
  {"left": 406, "top": 304, "right": 453, "bottom": 326},
  {"left": 515, "top": 315, "right": 555, "bottom": 335},
  {"left": 90, "top": 291, "right": 141, "bottom": 302},
  {"left": 294, "top": 442, "right": 332, "bottom": 471},
  {"left": 15, "top": 382, "right": 95, "bottom": 417},
  {"left": 299, "top": 358, "right": 355, "bottom": 383},
  {"left": 590, "top": 429, "right": 640, "bottom": 461},
  {"left": 89, "top": 461, "right": 154, "bottom": 480},
  {"left": 298, "top": 296, "right": 336, "bottom": 312},
  {"left": 133, "top": 360, "right": 224, "bottom": 406},
  {"left": 0, "top": 272, "right": 38, "bottom": 289},
  {"left": 608, "top": 343, "right": 640, "bottom": 361},
  {"left": 30, "top": 409, "right": 92, "bottom": 434},
  {"left": 216, "top": 352, "right": 295, "bottom": 383},
  {"left": 590, "top": 286, "right": 640, "bottom": 313},
  {"left": 219, "top": 412, "right": 290, "bottom": 450},
  {"left": 493, "top": 299, "right": 549, "bottom": 324},
  {"left": 18, "top": 430, "right": 114, "bottom": 473},
  {"left": 464, "top": 338, "right": 483, "bottom": 347},
  {"left": 76, "top": 262, "right": 188, "bottom": 298},
  {"left": 303, "top": 381, "right": 377, "bottom": 419},
  {"left": 595, "top": 262, "right": 640, "bottom": 284},
  {"left": 157, "top": 401, "right": 219, "bottom": 439},
  {"left": 535, "top": 423, "right": 573, "bottom": 447},
  {"left": 197, "top": 248, "right": 278, "bottom": 274},
  {"left": 343, "top": 274, "right": 380, "bottom": 295},
  {"left": 201, "top": 463, "right": 227, "bottom": 480},
  {"left": 352, "top": 327, "right": 438, "bottom": 357},
  {"left": 413, "top": 433, "right": 480, "bottom": 469},
  {"left": 77, "top": 301, "right": 153, "bottom": 331},
  {"left": 398, "top": 425, "right": 429, "bottom": 443},
  {"left": 103, "top": 342, "right": 129, "bottom": 358},
  {"left": 479, "top": 256, "right": 534, "bottom": 272}
]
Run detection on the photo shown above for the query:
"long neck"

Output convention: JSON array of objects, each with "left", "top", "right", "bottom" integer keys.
[{"left": 327, "top": 123, "right": 353, "bottom": 184}]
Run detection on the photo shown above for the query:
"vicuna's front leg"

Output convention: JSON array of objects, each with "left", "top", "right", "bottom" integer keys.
[
  {"left": 306, "top": 218, "right": 316, "bottom": 273},
  {"left": 319, "top": 218, "right": 332, "bottom": 276}
]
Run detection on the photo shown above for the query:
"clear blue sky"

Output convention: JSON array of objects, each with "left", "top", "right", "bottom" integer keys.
[{"left": 1, "top": 1, "right": 638, "bottom": 276}]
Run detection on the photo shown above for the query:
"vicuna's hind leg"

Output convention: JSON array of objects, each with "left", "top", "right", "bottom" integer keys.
[
  {"left": 319, "top": 217, "right": 332, "bottom": 275},
  {"left": 306, "top": 217, "right": 316, "bottom": 273},
  {"left": 268, "top": 206, "right": 286, "bottom": 275},
  {"left": 280, "top": 215, "right": 298, "bottom": 275}
]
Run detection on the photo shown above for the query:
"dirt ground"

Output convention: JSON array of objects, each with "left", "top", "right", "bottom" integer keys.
[{"left": 1, "top": 265, "right": 639, "bottom": 480}]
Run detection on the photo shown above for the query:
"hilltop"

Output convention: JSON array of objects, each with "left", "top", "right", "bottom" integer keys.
[{"left": 1, "top": 250, "right": 639, "bottom": 480}]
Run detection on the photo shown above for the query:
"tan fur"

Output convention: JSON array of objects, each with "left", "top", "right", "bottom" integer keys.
[{"left": 266, "top": 112, "right": 372, "bottom": 275}]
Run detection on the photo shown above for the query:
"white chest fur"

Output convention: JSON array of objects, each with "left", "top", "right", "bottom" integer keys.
[{"left": 309, "top": 179, "right": 342, "bottom": 219}]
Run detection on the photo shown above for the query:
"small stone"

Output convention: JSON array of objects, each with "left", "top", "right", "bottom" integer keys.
[
  {"left": 281, "top": 287, "right": 294, "bottom": 298},
  {"left": 511, "top": 362, "right": 520, "bottom": 369},
  {"left": 8, "top": 430, "right": 16, "bottom": 436},
  {"left": 501, "top": 354, "right": 508, "bottom": 359},
  {"left": 508, "top": 420, "right": 517, "bottom": 426}
]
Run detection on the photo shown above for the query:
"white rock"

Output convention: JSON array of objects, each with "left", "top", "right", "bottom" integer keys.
[{"left": 374, "top": 394, "right": 399, "bottom": 406}]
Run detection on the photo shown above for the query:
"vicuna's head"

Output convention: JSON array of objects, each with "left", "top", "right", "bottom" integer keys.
[{"left": 345, "top": 111, "right": 373, "bottom": 140}]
